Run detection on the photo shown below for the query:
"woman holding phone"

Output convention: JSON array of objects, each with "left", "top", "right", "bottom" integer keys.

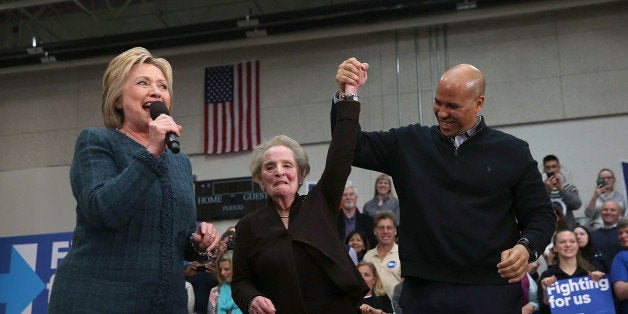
[{"left": 585, "top": 168, "right": 627, "bottom": 230}]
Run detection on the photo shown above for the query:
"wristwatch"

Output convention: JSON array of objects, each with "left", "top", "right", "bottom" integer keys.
[
  {"left": 517, "top": 237, "right": 538, "bottom": 262},
  {"left": 340, "top": 92, "right": 359, "bottom": 102}
]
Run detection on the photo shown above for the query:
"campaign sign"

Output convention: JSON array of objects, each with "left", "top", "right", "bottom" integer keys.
[
  {"left": 545, "top": 275, "right": 615, "bottom": 314},
  {"left": 0, "top": 232, "right": 72, "bottom": 314}
]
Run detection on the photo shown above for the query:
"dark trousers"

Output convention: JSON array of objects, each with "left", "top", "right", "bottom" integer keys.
[{"left": 400, "top": 278, "right": 522, "bottom": 314}]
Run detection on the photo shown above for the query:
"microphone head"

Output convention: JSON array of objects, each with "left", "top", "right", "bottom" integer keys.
[{"left": 149, "top": 101, "right": 169, "bottom": 120}]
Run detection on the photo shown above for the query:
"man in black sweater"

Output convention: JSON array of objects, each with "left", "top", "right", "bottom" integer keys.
[
  {"left": 591, "top": 199, "right": 624, "bottom": 272},
  {"left": 332, "top": 59, "right": 556, "bottom": 314},
  {"left": 337, "top": 185, "right": 377, "bottom": 248}
]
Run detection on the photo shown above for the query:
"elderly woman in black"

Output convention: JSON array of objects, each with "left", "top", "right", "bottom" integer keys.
[{"left": 231, "top": 90, "right": 367, "bottom": 312}]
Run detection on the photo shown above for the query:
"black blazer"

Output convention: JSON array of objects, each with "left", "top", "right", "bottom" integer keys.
[
  {"left": 337, "top": 210, "right": 376, "bottom": 249},
  {"left": 232, "top": 100, "right": 368, "bottom": 314}
]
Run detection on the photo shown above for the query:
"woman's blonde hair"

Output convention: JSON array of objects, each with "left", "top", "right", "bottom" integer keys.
[
  {"left": 101, "top": 47, "right": 173, "bottom": 129},
  {"left": 372, "top": 174, "right": 397, "bottom": 199},
  {"left": 357, "top": 261, "right": 387, "bottom": 297},
  {"left": 216, "top": 250, "right": 233, "bottom": 285},
  {"left": 249, "top": 135, "right": 310, "bottom": 185}
]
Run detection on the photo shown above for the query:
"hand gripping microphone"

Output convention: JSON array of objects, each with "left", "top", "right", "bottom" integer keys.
[{"left": 149, "top": 101, "right": 180, "bottom": 154}]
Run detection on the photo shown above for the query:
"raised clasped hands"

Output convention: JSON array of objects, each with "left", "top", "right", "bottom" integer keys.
[{"left": 336, "top": 57, "right": 369, "bottom": 94}]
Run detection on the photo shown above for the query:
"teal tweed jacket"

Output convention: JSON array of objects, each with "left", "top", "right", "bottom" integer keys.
[{"left": 49, "top": 128, "right": 197, "bottom": 313}]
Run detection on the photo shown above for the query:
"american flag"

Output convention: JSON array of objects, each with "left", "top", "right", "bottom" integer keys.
[{"left": 204, "top": 61, "right": 260, "bottom": 154}]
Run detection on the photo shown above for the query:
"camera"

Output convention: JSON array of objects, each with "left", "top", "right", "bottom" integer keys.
[
  {"left": 196, "top": 264, "right": 207, "bottom": 272},
  {"left": 226, "top": 235, "right": 235, "bottom": 251},
  {"left": 597, "top": 178, "right": 605, "bottom": 187}
]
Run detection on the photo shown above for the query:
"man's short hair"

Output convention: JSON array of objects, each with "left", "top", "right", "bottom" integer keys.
[
  {"left": 374, "top": 210, "right": 397, "bottom": 226},
  {"left": 542, "top": 154, "right": 559, "bottom": 164}
]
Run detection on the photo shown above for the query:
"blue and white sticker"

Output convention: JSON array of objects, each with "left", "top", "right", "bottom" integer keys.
[{"left": 387, "top": 260, "right": 397, "bottom": 268}]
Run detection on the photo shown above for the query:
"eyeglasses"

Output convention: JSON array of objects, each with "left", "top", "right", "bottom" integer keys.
[{"left": 376, "top": 226, "right": 396, "bottom": 231}]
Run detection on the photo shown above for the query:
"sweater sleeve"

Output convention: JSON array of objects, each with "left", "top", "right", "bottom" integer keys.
[
  {"left": 320, "top": 100, "right": 360, "bottom": 215},
  {"left": 513, "top": 144, "right": 556, "bottom": 259},
  {"left": 560, "top": 183, "right": 582, "bottom": 211},
  {"left": 330, "top": 100, "right": 394, "bottom": 175},
  {"left": 70, "top": 128, "right": 167, "bottom": 229}
]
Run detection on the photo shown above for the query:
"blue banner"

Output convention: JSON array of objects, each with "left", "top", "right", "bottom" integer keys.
[
  {"left": 545, "top": 275, "right": 614, "bottom": 314},
  {"left": 622, "top": 161, "right": 628, "bottom": 204},
  {"left": 0, "top": 232, "right": 72, "bottom": 314}
]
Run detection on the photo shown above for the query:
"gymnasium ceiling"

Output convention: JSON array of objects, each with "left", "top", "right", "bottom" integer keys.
[{"left": 0, "top": 0, "right": 613, "bottom": 69}]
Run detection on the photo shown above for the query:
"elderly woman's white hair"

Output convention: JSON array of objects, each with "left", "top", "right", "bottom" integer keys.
[{"left": 249, "top": 135, "right": 310, "bottom": 187}]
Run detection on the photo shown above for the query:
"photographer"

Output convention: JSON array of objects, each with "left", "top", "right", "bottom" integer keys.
[
  {"left": 186, "top": 249, "right": 218, "bottom": 314},
  {"left": 542, "top": 154, "right": 582, "bottom": 229},
  {"left": 217, "top": 227, "right": 236, "bottom": 257}
]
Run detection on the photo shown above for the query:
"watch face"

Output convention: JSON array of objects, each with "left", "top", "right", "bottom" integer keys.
[{"left": 341, "top": 94, "right": 358, "bottom": 101}]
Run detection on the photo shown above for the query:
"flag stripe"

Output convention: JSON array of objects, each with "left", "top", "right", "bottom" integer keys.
[
  {"left": 205, "top": 61, "right": 260, "bottom": 154},
  {"left": 254, "top": 60, "right": 260, "bottom": 147},
  {"left": 246, "top": 63, "right": 252, "bottom": 150},
  {"left": 238, "top": 62, "right": 244, "bottom": 152}
]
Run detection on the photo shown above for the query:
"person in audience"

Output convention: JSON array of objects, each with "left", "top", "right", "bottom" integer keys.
[
  {"left": 232, "top": 90, "right": 368, "bottom": 313},
  {"left": 552, "top": 203, "right": 570, "bottom": 231},
  {"left": 591, "top": 199, "right": 624, "bottom": 272},
  {"left": 527, "top": 260, "right": 541, "bottom": 281},
  {"left": 185, "top": 252, "right": 218, "bottom": 314},
  {"left": 186, "top": 281, "right": 195, "bottom": 314},
  {"left": 542, "top": 154, "right": 582, "bottom": 229},
  {"left": 338, "top": 185, "right": 377, "bottom": 247},
  {"left": 358, "top": 261, "right": 394, "bottom": 314},
  {"left": 573, "top": 225, "right": 606, "bottom": 272},
  {"left": 392, "top": 282, "right": 403, "bottom": 314},
  {"left": 363, "top": 211, "right": 402, "bottom": 299},
  {"left": 48, "top": 47, "right": 220, "bottom": 313},
  {"left": 538, "top": 229, "right": 605, "bottom": 314},
  {"left": 345, "top": 230, "right": 371, "bottom": 263},
  {"left": 217, "top": 228, "right": 236, "bottom": 257},
  {"left": 207, "top": 286, "right": 219, "bottom": 314},
  {"left": 362, "top": 174, "right": 400, "bottom": 226},
  {"left": 543, "top": 242, "right": 556, "bottom": 267},
  {"left": 214, "top": 251, "right": 242, "bottom": 314},
  {"left": 610, "top": 218, "right": 628, "bottom": 313},
  {"left": 586, "top": 168, "right": 627, "bottom": 230},
  {"left": 334, "top": 58, "right": 555, "bottom": 313},
  {"left": 521, "top": 272, "right": 539, "bottom": 314}
]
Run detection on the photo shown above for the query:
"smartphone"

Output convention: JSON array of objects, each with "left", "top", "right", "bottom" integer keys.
[
  {"left": 547, "top": 171, "right": 554, "bottom": 178},
  {"left": 597, "top": 178, "right": 605, "bottom": 187}
]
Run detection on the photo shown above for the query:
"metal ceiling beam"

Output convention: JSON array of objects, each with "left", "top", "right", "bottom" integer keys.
[
  {"left": 0, "top": 0, "right": 624, "bottom": 71},
  {"left": 0, "top": 0, "right": 70, "bottom": 12},
  {"left": 18, "top": 7, "right": 63, "bottom": 41}
]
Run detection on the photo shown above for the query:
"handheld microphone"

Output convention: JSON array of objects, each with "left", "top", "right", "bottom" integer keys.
[{"left": 149, "top": 101, "right": 180, "bottom": 154}]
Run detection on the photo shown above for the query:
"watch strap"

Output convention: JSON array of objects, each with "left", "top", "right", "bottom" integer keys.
[
  {"left": 517, "top": 237, "right": 538, "bottom": 262},
  {"left": 340, "top": 92, "right": 359, "bottom": 101}
]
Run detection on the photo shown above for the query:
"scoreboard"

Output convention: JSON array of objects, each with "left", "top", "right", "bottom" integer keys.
[{"left": 195, "top": 176, "right": 268, "bottom": 221}]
